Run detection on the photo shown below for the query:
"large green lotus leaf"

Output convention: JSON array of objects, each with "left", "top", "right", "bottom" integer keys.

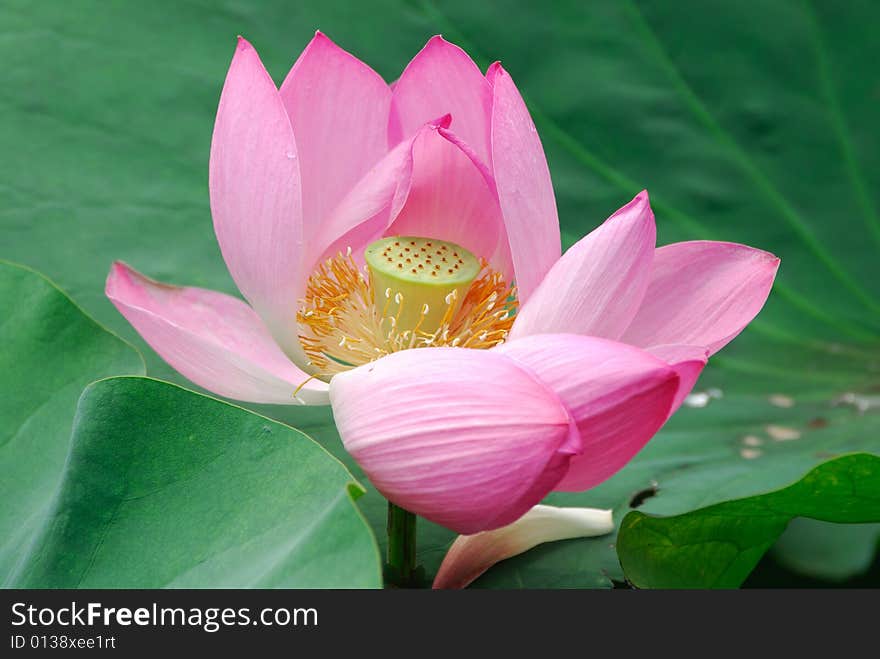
[
  {"left": 0, "top": 261, "right": 144, "bottom": 583},
  {"left": 616, "top": 454, "right": 880, "bottom": 588},
  {"left": 10, "top": 377, "right": 382, "bottom": 588},
  {"left": 2, "top": 0, "right": 878, "bottom": 585}
]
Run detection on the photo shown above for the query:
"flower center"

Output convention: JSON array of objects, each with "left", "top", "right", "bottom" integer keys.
[
  {"left": 365, "top": 236, "right": 482, "bottom": 334},
  {"left": 297, "top": 236, "right": 517, "bottom": 382}
]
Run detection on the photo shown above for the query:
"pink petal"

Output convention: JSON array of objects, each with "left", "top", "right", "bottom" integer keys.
[
  {"left": 622, "top": 241, "right": 780, "bottom": 354},
  {"left": 105, "top": 262, "right": 327, "bottom": 405},
  {"left": 329, "top": 348, "right": 580, "bottom": 534},
  {"left": 279, "top": 32, "right": 391, "bottom": 253},
  {"left": 645, "top": 344, "right": 709, "bottom": 415},
  {"left": 387, "top": 127, "right": 510, "bottom": 273},
  {"left": 209, "top": 37, "right": 306, "bottom": 362},
  {"left": 433, "top": 505, "right": 614, "bottom": 589},
  {"left": 315, "top": 118, "right": 449, "bottom": 262},
  {"left": 495, "top": 333, "right": 678, "bottom": 492},
  {"left": 319, "top": 123, "right": 512, "bottom": 277},
  {"left": 488, "top": 62, "right": 561, "bottom": 302},
  {"left": 389, "top": 36, "right": 493, "bottom": 166},
  {"left": 510, "top": 191, "right": 656, "bottom": 340}
]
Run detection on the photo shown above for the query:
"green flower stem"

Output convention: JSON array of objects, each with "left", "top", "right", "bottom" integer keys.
[{"left": 385, "top": 501, "right": 422, "bottom": 587}]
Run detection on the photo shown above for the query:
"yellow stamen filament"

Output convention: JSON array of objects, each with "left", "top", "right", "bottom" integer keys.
[{"left": 297, "top": 251, "right": 517, "bottom": 381}]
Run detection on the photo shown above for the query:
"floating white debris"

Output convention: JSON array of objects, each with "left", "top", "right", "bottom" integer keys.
[
  {"left": 765, "top": 424, "right": 801, "bottom": 441},
  {"left": 683, "top": 388, "right": 724, "bottom": 408},
  {"left": 768, "top": 394, "right": 795, "bottom": 408},
  {"left": 742, "top": 435, "right": 763, "bottom": 447},
  {"left": 740, "top": 448, "right": 762, "bottom": 459},
  {"left": 833, "top": 392, "right": 880, "bottom": 415},
  {"left": 684, "top": 392, "right": 710, "bottom": 408}
]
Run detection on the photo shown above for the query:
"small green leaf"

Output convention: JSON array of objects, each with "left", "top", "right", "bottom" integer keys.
[
  {"left": 616, "top": 453, "right": 880, "bottom": 588},
  {"left": 10, "top": 377, "right": 382, "bottom": 588}
]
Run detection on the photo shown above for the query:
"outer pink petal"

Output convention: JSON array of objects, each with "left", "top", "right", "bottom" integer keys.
[
  {"left": 433, "top": 505, "right": 614, "bottom": 589},
  {"left": 279, "top": 32, "right": 391, "bottom": 250},
  {"left": 387, "top": 127, "right": 509, "bottom": 273},
  {"left": 645, "top": 344, "right": 709, "bottom": 415},
  {"left": 495, "top": 334, "right": 678, "bottom": 492},
  {"left": 105, "top": 262, "right": 328, "bottom": 405},
  {"left": 510, "top": 191, "right": 656, "bottom": 340},
  {"left": 389, "top": 36, "right": 493, "bottom": 166},
  {"left": 209, "top": 38, "right": 305, "bottom": 362},
  {"left": 329, "top": 348, "right": 580, "bottom": 534},
  {"left": 622, "top": 241, "right": 781, "bottom": 354},
  {"left": 488, "top": 62, "right": 561, "bottom": 302}
]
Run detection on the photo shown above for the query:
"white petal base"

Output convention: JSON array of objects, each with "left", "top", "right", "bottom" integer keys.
[{"left": 433, "top": 505, "right": 614, "bottom": 589}]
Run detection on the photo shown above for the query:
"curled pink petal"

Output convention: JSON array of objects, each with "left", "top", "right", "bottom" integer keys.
[
  {"left": 645, "top": 344, "right": 709, "bottom": 415},
  {"left": 280, "top": 31, "right": 391, "bottom": 252},
  {"left": 209, "top": 37, "right": 306, "bottom": 364},
  {"left": 320, "top": 123, "right": 512, "bottom": 277},
  {"left": 495, "top": 334, "right": 678, "bottom": 492},
  {"left": 433, "top": 505, "right": 614, "bottom": 589},
  {"left": 315, "top": 118, "right": 451, "bottom": 262},
  {"left": 329, "top": 348, "right": 580, "bottom": 534},
  {"left": 622, "top": 241, "right": 780, "bottom": 354},
  {"left": 489, "top": 62, "right": 561, "bottom": 302},
  {"left": 105, "top": 262, "right": 327, "bottom": 405},
  {"left": 511, "top": 191, "right": 656, "bottom": 340},
  {"left": 390, "top": 36, "right": 493, "bottom": 165},
  {"left": 387, "top": 127, "right": 509, "bottom": 275}
]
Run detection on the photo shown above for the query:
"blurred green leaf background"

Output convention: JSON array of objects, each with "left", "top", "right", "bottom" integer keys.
[{"left": 2, "top": 0, "right": 878, "bottom": 586}]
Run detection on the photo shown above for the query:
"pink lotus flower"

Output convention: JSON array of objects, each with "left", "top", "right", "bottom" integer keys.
[{"left": 106, "top": 33, "right": 779, "bottom": 535}]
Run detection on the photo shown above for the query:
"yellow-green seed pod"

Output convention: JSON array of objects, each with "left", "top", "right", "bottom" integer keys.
[{"left": 364, "top": 236, "right": 481, "bottom": 335}]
